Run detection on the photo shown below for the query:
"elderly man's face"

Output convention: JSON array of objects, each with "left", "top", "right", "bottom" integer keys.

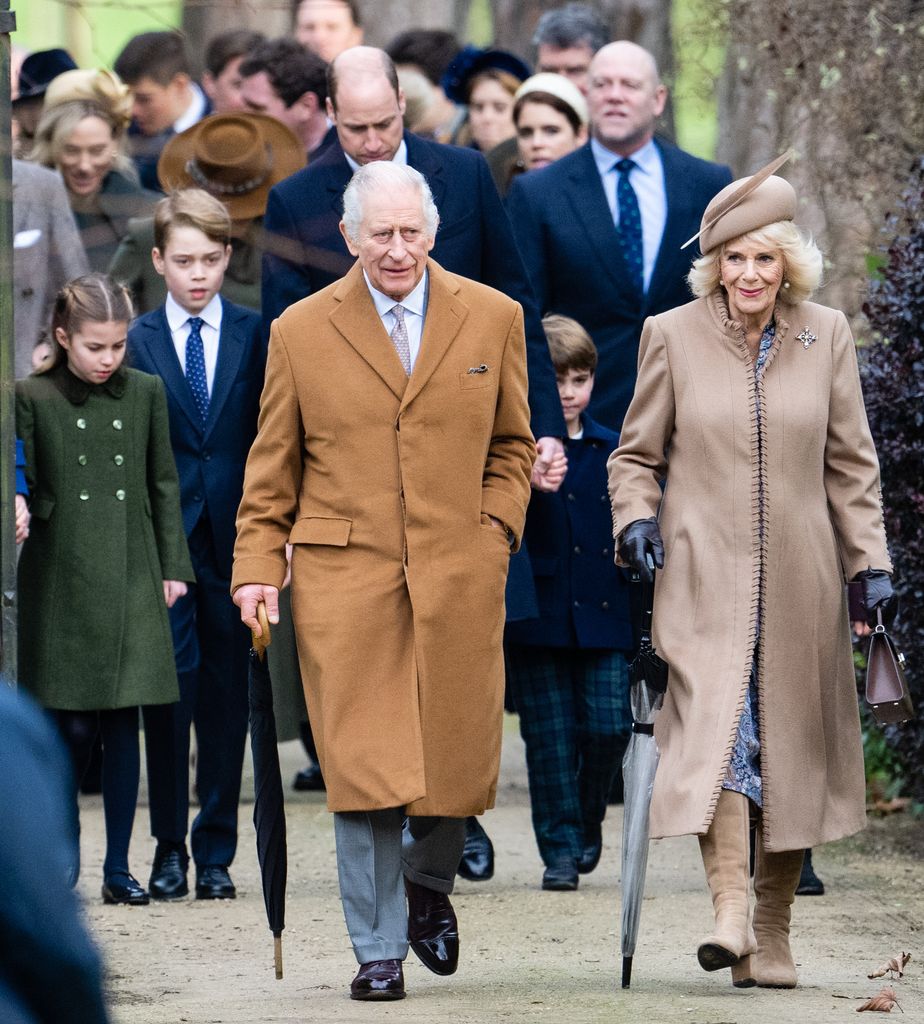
[
  {"left": 342, "top": 184, "right": 435, "bottom": 301},
  {"left": 329, "top": 73, "right": 406, "bottom": 165},
  {"left": 536, "top": 43, "right": 596, "bottom": 95}
]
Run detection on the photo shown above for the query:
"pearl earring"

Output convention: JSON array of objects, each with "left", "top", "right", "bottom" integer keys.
[{"left": 782, "top": 280, "right": 790, "bottom": 289}]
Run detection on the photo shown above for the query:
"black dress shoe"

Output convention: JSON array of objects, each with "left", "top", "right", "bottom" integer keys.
[
  {"left": 577, "top": 824, "right": 603, "bottom": 875},
  {"left": 149, "top": 846, "right": 189, "bottom": 900},
  {"left": 102, "top": 873, "right": 150, "bottom": 905},
  {"left": 405, "top": 877, "right": 459, "bottom": 975},
  {"left": 195, "top": 865, "right": 236, "bottom": 900},
  {"left": 350, "top": 959, "right": 406, "bottom": 1000},
  {"left": 542, "top": 858, "right": 579, "bottom": 891},
  {"left": 456, "top": 816, "right": 494, "bottom": 881},
  {"left": 796, "top": 849, "right": 825, "bottom": 895},
  {"left": 292, "top": 761, "right": 325, "bottom": 792}
]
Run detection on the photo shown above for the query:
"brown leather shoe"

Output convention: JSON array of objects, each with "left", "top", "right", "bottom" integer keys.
[
  {"left": 405, "top": 877, "right": 459, "bottom": 975},
  {"left": 350, "top": 959, "right": 405, "bottom": 1001}
]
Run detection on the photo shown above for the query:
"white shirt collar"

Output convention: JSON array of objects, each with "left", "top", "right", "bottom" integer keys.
[
  {"left": 590, "top": 135, "right": 659, "bottom": 177},
  {"left": 173, "top": 82, "right": 208, "bottom": 134},
  {"left": 344, "top": 138, "right": 408, "bottom": 175},
  {"left": 363, "top": 267, "right": 428, "bottom": 319},
  {"left": 165, "top": 291, "right": 223, "bottom": 333}
]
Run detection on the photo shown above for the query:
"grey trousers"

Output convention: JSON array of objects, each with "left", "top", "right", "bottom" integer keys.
[{"left": 333, "top": 809, "right": 467, "bottom": 964}]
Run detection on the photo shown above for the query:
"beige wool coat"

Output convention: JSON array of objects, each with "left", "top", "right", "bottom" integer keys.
[
  {"left": 608, "top": 291, "right": 891, "bottom": 851},
  {"left": 232, "top": 259, "right": 535, "bottom": 815}
]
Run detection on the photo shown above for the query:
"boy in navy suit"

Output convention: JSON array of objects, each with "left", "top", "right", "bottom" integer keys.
[
  {"left": 505, "top": 315, "right": 633, "bottom": 892},
  {"left": 129, "top": 189, "right": 265, "bottom": 900}
]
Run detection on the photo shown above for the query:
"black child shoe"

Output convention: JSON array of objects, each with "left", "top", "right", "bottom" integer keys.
[{"left": 102, "top": 873, "right": 150, "bottom": 905}]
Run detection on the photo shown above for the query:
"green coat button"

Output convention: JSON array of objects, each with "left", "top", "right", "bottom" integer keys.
[
  {"left": 112, "top": 419, "right": 123, "bottom": 430},
  {"left": 79, "top": 490, "right": 89, "bottom": 501},
  {"left": 77, "top": 418, "right": 86, "bottom": 429},
  {"left": 78, "top": 455, "right": 88, "bottom": 466},
  {"left": 114, "top": 454, "right": 124, "bottom": 466},
  {"left": 115, "top": 489, "right": 126, "bottom": 501}
]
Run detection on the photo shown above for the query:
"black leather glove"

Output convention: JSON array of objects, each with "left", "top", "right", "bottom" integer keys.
[
  {"left": 618, "top": 517, "right": 664, "bottom": 584},
  {"left": 853, "top": 568, "right": 899, "bottom": 627}
]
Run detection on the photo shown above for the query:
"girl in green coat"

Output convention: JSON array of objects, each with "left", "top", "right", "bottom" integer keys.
[{"left": 17, "top": 274, "right": 194, "bottom": 905}]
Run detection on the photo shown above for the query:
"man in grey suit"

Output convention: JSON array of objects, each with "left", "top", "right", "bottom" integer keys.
[{"left": 13, "top": 160, "right": 89, "bottom": 379}]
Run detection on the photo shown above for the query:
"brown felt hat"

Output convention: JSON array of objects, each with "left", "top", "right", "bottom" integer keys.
[
  {"left": 683, "top": 151, "right": 797, "bottom": 254},
  {"left": 158, "top": 113, "right": 304, "bottom": 221}
]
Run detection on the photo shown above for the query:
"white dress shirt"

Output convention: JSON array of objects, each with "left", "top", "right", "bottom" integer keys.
[
  {"left": 591, "top": 136, "right": 667, "bottom": 292},
  {"left": 173, "top": 82, "right": 209, "bottom": 134},
  {"left": 363, "top": 268, "right": 428, "bottom": 372},
  {"left": 344, "top": 139, "right": 408, "bottom": 175},
  {"left": 166, "top": 292, "right": 223, "bottom": 394}
]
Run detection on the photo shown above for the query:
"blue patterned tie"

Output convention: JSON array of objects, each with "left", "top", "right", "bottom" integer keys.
[
  {"left": 616, "top": 158, "right": 644, "bottom": 295},
  {"left": 185, "top": 316, "right": 209, "bottom": 422}
]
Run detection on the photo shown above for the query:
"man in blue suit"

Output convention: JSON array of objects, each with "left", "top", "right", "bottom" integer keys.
[
  {"left": 129, "top": 190, "right": 266, "bottom": 901},
  {"left": 506, "top": 41, "right": 733, "bottom": 429}
]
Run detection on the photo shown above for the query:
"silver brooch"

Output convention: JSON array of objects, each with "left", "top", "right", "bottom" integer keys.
[
  {"left": 797, "top": 327, "right": 817, "bottom": 349},
  {"left": 467, "top": 364, "right": 489, "bottom": 374}
]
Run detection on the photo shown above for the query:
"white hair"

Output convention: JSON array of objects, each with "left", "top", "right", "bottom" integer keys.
[{"left": 341, "top": 162, "right": 440, "bottom": 241}]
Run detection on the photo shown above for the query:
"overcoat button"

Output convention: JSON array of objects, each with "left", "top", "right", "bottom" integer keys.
[
  {"left": 76, "top": 418, "right": 86, "bottom": 429},
  {"left": 602, "top": 547, "right": 609, "bottom": 556},
  {"left": 114, "top": 454, "right": 124, "bottom": 466},
  {"left": 573, "top": 599, "right": 581, "bottom": 608},
  {"left": 78, "top": 455, "right": 88, "bottom": 466},
  {"left": 573, "top": 545, "right": 582, "bottom": 554},
  {"left": 112, "top": 419, "right": 123, "bottom": 430},
  {"left": 115, "top": 489, "right": 126, "bottom": 501},
  {"left": 567, "top": 492, "right": 575, "bottom": 501},
  {"left": 602, "top": 601, "right": 610, "bottom": 610},
  {"left": 79, "top": 490, "right": 89, "bottom": 501}
]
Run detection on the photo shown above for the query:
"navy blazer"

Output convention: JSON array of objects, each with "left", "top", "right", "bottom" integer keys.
[
  {"left": 506, "top": 139, "right": 732, "bottom": 429},
  {"left": 505, "top": 415, "right": 632, "bottom": 651},
  {"left": 128, "top": 298, "right": 265, "bottom": 577},
  {"left": 262, "top": 130, "right": 564, "bottom": 440}
]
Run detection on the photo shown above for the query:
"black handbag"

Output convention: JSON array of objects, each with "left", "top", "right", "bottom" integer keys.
[{"left": 865, "top": 609, "right": 915, "bottom": 724}]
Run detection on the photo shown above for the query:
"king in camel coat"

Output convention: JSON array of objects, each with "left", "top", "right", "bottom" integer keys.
[
  {"left": 232, "top": 258, "right": 535, "bottom": 816},
  {"left": 608, "top": 291, "right": 891, "bottom": 852}
]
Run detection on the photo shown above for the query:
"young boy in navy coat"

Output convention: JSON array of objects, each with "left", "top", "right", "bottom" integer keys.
[
  {"left": 506, "top": 315, "right": 633, "bottom": 892},
  {"left": 129, "top": 189, "right": 265, "bottom": 900}
]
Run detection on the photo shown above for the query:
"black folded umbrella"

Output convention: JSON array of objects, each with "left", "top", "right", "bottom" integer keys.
[{"left": 248, "top": 602, "right": 287, "bottom": 979}]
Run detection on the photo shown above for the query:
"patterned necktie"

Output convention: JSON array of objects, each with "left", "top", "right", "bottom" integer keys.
[
  {"left": 185, "top": 316, "right": 210, "bottom": 421},
  {"left": 616, "top": 158, "right": 644, "bottom": 295},
  {"left": 390, "top": 304, "right": 411, "bottom": 375}
]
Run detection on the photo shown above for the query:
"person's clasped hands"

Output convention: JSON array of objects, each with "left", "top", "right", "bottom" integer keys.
[{"left": 531, "top": 435, "right": 568, "bottom": 492}]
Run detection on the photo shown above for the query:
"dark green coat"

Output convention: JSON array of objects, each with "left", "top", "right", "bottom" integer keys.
[{"left": 16, "top": 364, "right": 194, "bottom": 710}]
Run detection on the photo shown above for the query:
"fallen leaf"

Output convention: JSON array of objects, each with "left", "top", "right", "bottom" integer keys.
[
  {"left": 857, "top": 986, "right": 901, "bottom": 1012},
  {"left": 868, "top": 952, "right": 912, "bottom": 979},
  {"left": 870, "top": 797, "right": 912, "bottom": 815}
]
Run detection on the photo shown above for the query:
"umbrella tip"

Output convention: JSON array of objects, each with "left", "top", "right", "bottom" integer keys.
[
  {"left": 274, "top": 933, "right": 283, "bottom": 980},
  {"left": 621, "top": 956, "right": 633, "bottom": 989}
]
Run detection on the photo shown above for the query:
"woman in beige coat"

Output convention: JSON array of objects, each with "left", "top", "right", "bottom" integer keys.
[{"left": 607, "top": 166, "right": 896, "bottom": 989}]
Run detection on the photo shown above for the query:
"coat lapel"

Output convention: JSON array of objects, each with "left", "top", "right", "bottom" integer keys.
[
  {"left": 137, "top": 308, "right": 204, "bottom": 434},
  {"left": 202, "top": 298, "right": 248, "bottom": 438},
  {"left": 329, "top": 263, "right": 409, "bottom": 400},
  {"left": 645, "top": 140, "right": 695, "bottom": 313},
  {"left": 565, "top": 145, "right": 638, "bottom": 307},
  {"left": 399, "top": 260, "right": 467, "bottom": 412},
  {"left": 404, "top": 133, "right": 448, "bottom": 211}
]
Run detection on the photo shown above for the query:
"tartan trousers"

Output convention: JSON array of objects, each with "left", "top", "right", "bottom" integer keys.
[{"left": 506, "top": 645, "right": 632, "bottom": 866}]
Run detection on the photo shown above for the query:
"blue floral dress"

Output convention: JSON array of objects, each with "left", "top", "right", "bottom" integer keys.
[{"left": 723, "top": 320, "right": 776, "bottom": 806}]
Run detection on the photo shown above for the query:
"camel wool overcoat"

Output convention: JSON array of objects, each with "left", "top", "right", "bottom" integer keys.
[
  {"left": 607, "top": 292, "right": 891, "bottom": 852},
  {"left": 232, "top": 259, "right": 535, "bottom": 815}
]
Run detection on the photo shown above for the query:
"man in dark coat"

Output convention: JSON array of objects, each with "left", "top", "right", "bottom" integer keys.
[
  {"left": 0, "top": 684, "right": 109, "bottom": 1024},
  {"left": 506, "top": 41, "right": 733, "bottom": 429}
]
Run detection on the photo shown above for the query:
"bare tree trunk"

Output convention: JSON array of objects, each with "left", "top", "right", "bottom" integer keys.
[
  {"left": 182, "top": 0, "right": 290, "bottom": 75},
  {"left": 358, "top": 0, "right": 474, "bottom": 47}
]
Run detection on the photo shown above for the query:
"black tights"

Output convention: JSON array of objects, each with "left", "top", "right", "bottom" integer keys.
[{"left": 52, "top": 707, "right": 140, "bottom": 879}]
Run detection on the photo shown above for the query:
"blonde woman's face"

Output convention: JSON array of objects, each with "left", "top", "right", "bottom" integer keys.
[
  {"left": 720, "top": 236, "right": 785, "bottom": 324},
  {"left": 58, "top": 115, "right": 115, "bottom": 197},
  {"left": 468, "top": 77, "right": 516, "bottom": 152}
]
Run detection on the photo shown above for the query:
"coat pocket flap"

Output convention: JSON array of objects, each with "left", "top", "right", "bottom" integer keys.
[
  {"left": 31, "top": 497, "right": 55, "bottom": 521},
  {"left": 289, "top": 516, "right": 352, "bottom": 546}
]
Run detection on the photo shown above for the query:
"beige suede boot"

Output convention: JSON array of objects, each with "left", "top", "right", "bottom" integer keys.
[
  {"left": 696, "top": 789, "right": 757, "bottom": 980},
  {"left": 750, "top": 835, "right": 803, "bottom": 988}
]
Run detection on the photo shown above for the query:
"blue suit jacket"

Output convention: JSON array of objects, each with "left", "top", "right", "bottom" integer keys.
[
  {"left": 128, "top": 297, "right": 265, "bottom": 577},
  {"left": 506, "top": 139, "right": 732, "bottom": 429},
  {"left": 262, "top": 130, "right": 564, "bottom": 440},
  {"left": 506, "top": 415, "right": 632, "bottom": 651}
]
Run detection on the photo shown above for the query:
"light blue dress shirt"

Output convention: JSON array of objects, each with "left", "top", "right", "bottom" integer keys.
[
  {"left": 364, "top": 268, "right": 428, "bottom": 372},
  {"left": 590, "top": 137, "right": 667, "bottom": 293}
]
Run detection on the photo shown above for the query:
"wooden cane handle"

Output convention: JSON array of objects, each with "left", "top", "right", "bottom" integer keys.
[{"left": 252, "top": 601, "right": 272, "bottom": 658}]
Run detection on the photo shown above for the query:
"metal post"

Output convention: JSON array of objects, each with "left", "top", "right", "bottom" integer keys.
[{"left": 1, "top": 0, "right": 18, "bottom": 683}]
